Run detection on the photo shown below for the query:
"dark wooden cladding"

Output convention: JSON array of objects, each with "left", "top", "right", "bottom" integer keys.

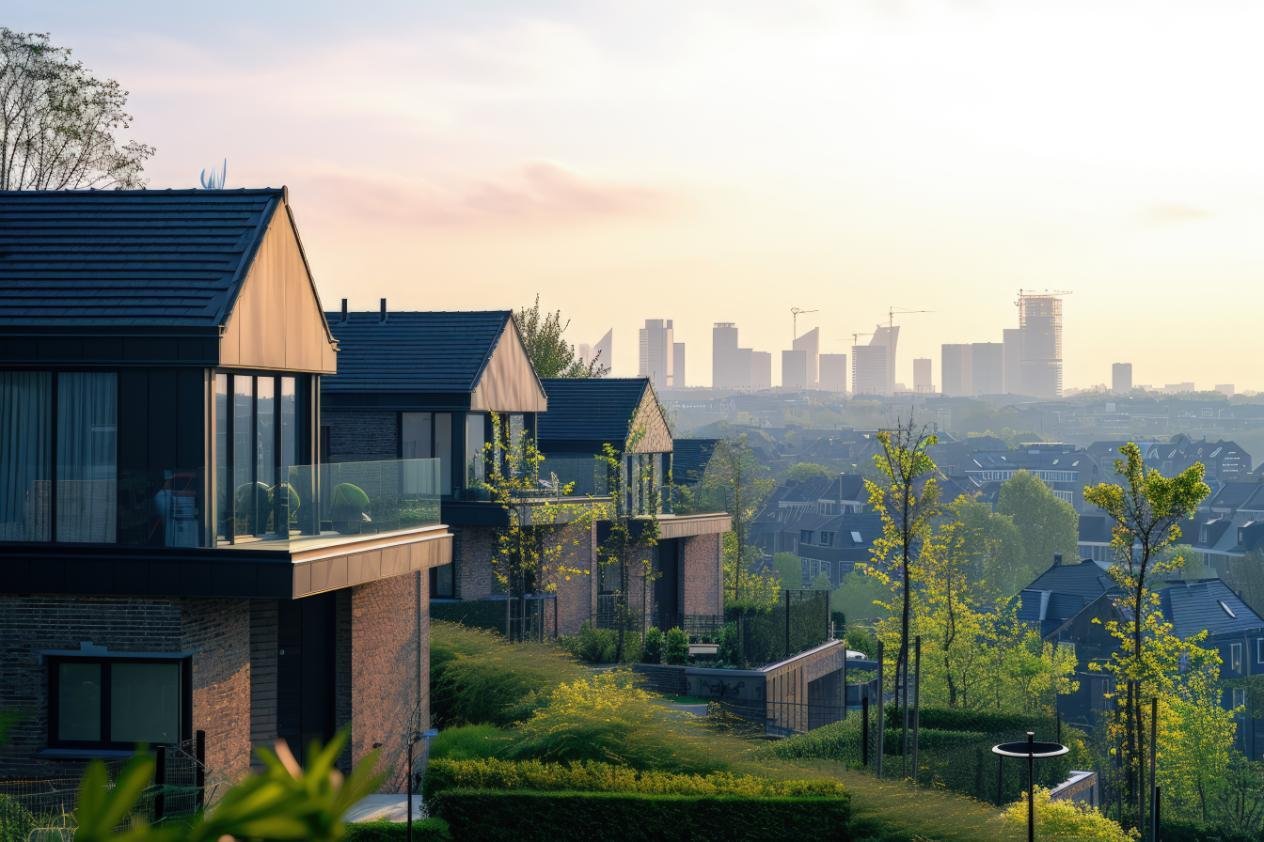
[{"left": 0, "top": 333, "right": 220, "bottom": 368}]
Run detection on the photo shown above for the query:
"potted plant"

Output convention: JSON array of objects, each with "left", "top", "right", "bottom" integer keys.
[{"left": 330, "top": 483, "right": 372, "bottom": 535}]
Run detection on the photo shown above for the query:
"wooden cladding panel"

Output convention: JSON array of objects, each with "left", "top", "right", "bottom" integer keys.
[
  {"left": 628, "top": 388, "right": 673, "bottom": 453},
  {"left": 469, "top": 321, "right": 548, "bottom": 413}
]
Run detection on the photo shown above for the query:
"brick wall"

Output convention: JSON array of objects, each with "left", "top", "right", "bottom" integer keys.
[
  {"left": 347, "top": 573, "right": 422, "bottom": 792},
  {"left": 249, "top": 600, "right": 279, "bottom": 759},
  {"left": 681, "top": 532, "right": 723, "bottom": 618},
  {"left": 453, "top": 526, "right": 497, "bottom": 600},
  {"left": 545, "top": 521, "right": 596, "bottom": 635},
  {"left": 0, "top": 595, "right": 251, "bottom": 784},
  {"left": 324, "top": 410, "right": 398, "bottom": 462}
]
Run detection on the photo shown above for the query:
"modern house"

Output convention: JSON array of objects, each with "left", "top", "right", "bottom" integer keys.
[
  {"left": 537, "top": 378, "right": 729, "bottom": 633},
  {"left": 0, "top": 189, "right": 451, "bottom": 791}
]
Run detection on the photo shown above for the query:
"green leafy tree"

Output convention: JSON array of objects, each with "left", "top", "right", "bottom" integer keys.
[
  {"left": 772, "top": 551, "right": 803, "bottom": 589},
  {"left": 1224, "top": 548, "right": 1264, "bottom": 617},
  {"left": 514, "top": 295, "right": 607, "bottom": 378},
  {"left": 1083, "top": 441, "right": 1210, "bottom": 830},
  {"left": 830, "top": 569, "right": 888, "bottom": 626},
  {"left": 697, "top": 435, "right": 774, "bottom": 605},
  {"left": 995, "top": 470, "right": 1079, "bottom": 583},
  {"left": 784, "top": 462, "right": 832, "bottom": 483},
  {"left": 809, "top": 571, "right": 832, "bottom": 591},
  {"left": 863, "top": 417, "right": 939, "bottom": 762},
  {"left": 945, "top": 496, "right": 1025, "bottom": 595},
  {"left": 0, "top": 28, "right": 154, "bottom": 189},
  {"left": 1159, "top": 660, "right": 1238, "bottom": 823}
]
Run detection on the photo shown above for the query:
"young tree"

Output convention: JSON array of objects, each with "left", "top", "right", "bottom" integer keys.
[
  {"left": 514, "top": 295, "right": 608, "bottom": 378},
  {"left": 863, "top": 418, "right": 939, "bottom": 764},
  {"left": 995, "top": 470, "right": 1079, "bottom": 583},
  {"left": 697, "top": 435, "right": 774, "bottom": 604},
  {"left": 1083, "top": 441, "right": 1210, "bottom": 831},
  {"left": 0, "top": 28, "right": 154, "bottom": 189},
  {"left": 945, "top": 496, "right": 1025, "bottom": 595},
  {"left": 1159, "top": 657, "right": 1238, "bottom": 824}
]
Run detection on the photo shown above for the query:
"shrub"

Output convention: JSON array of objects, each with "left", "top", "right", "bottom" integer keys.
[
  {"left": 642, "top": 627, "right": 664, "bottom": 663},
  {"left": 429, "top": 724, "right": 517, "bottom": 762},
  {"left": 425, "top": 758, "right": 847, "bottom": 799},
  {"left": 509, "top": 672, "right": 724, "bottom": 773},
  {"left": 430, "top": 622, "right": 587, "bottom": 726},
  {"left": 718, "top": 622, "right": 741, "bottom": 665},
  {"left": 664, "top": 627, "right": 689, "bottom": 665},
  {"left": 561, "top": 622, "right": 617, "bottom": 664},
  {"left": 331, "top": 482, "right": 372, "bottom": 532},
  {"left": 343, "top": 818, "right": 452, "bottom": 841},
  {"left": 429, "top": 600, "right": 510, "bottom": 634},
  {"left": 431, "top": 789, "right": 853, "bottom": 842},
  {"left": 1156, "top": 820, "right": 1260, "bottom": 842},
  {"left": 0, "top": 794, "right": 35, "bottom": 842},
  {"left": 1002, "top": 788, "right": 1135, "bottom": 841},
  {"left": 884, "top": 705, "right": 1048, "bottom": 734}
]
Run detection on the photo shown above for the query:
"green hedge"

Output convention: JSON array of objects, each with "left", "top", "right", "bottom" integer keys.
[
  {"left": 425, "top": 758, "right": 847, "bottom": 800},
  {"left": 1156, "top": 820, "right": 1261, "bottom": 842},
  {"left": 883, "top": 705, "right": 1051, "bottom": 734},
  {"left": 343, "top": 818, "right": 451, "bottom": 841},
  {"left": 430, "top": 601, "right": 509, "bottom": 633},
  {"left": 431, "top": 789, "right": 854, "bottom": 841}
]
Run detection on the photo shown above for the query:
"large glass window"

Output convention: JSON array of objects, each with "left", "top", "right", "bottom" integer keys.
[
  {"left": 464, "top": 413, "right": 486, "bottom": 490},
  {"left": 0, "top": 372, "right": 51, "bottom": 541},
  {"left": 56, "top": 373, "right": 117, "bottom": 542},
  {"left": 434, "top": 413, "right": 452, "bottom": 495},
  {"left": 402, "top": 413, "right": 433, "bottom": 458},
  {"left": 51, "top": 657, "right": 187, "bottom": 748},
  {"left": 233, "top": 377, "right": 256, "bottom": 536},
  {"left": 215, "top": 375, "right": 230, "bottom": 541}
]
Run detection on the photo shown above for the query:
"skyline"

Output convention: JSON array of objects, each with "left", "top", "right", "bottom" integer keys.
[{"left": 7, "top": 1, "right": 1264, "bottom": 389}]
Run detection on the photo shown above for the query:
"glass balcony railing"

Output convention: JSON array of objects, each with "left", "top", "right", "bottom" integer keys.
[{"left": 458, "top": 455, "right": 611, "bottom": 502}]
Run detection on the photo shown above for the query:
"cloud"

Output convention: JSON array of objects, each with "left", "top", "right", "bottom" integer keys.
[
  {"left": 298, "top": 161, "right": 677, "bottom": 229},
  {"left": 1139, "top": 202, "right": 1213, "bottom": 225}
]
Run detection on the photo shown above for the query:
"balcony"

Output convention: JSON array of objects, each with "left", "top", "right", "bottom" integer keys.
[
  {"left": 0, "top": 459, "right": 451, "bottom": 600},
  {"left": 443, "top": 454, "right": 612, "bottom": 527}
]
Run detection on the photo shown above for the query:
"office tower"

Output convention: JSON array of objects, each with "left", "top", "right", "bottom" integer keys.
[
  {"left": 1017, "top": 291, "right": 1064, "bottom": 398},
  {"left": 712, "top": 322, "right": 740, "bottom": 389},
  {"left": 638, "top": 319, "right": 674, "bottom": 391},
  {"left": 851, "top": 344, "right": 888, "bottom": 396},
  {"left": 792, "top": 327, "right": 820, "bottom": 388},
  {"left": 870, "top": 324, "right": 899, "bottom": 395},
  {"left": 1002, "top": 328, "right": 1023, "bottom": 394},
  {"left": 941, "top": 344, "right": 972, "bottom": 397},
  {"left": 913, "top": 357, "right": 933, "bottom": 393},
  {"left": 750, "top": 351, "right": 772, "bottom": 390},
  {"left": 672, "top": 342, "right": 686, "bottom": 388},
  {"left": 781, "top": 349, "right": 809, "bottom": 390},
  {"left": 970, "top": 342, "right": 1004, "bottom": 395},
  {"left": 1112, "top": 362, "right": 1132, "bottom": 394},
  {"left": 819, "top": 353, "right": 848, "bottom": 393},
  {"left": 579, "top": 329, "right": 613, "bottom": 375}
]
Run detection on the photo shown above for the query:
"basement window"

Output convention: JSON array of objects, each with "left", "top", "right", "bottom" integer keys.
[{"left": 48, "top": 656, "right": 191, "bottom": 750}]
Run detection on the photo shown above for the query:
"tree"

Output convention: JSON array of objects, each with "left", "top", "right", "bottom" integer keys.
[
  {"left": 1083, "top": 441, "right": 1210, "bottom": 831},
  {"left": 0, "top": 28, "right": 153, "bottom": 189},
  {"left": 996, "top": 470, "right": 1079, "bottom": 583},
  {"left": 863, "top": 417, "right": 939, "bottom": 766},
  {"left": 596, "top": 431, "right": 660, "bottom": 660},
  {"left": 772, "top": 551, "right": 803, "bottom": 588},
  {"left": 1159, "top": 659, "right": 1238, "bottom": 824},
  {"left": 945, "top": 496, "right": 1025, "bottom": 595},
  {"left": 697, "top": 435, "right": 774, "bottom": 605},
  {"left": 809, "top": 570, "right": 832, "bottom": 591},
  {"left": 1224, "top": 548, "right": 1264, "bottom": 617},
  {"left": 785, "top": 462, "right": 832, "bottom": 483},
  {"left": 514, "top": 295, "right": 608, "bottom": 378}
]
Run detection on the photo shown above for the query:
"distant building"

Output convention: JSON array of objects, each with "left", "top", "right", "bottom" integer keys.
[
  {"left": 941, "top": 344, "right": 972, "bottom": 397},
  {"left": 819, "top": 353, "right": 848, "bottom": 393},
  {"left": 578, "top": 328, "right": 613, "bottom": 375},
  {"left": 792, "top": 327, "right": 820, "bottom": 388},
  {"left": 1216, "top": 383, "right": 1235, "bottom": 397},
  {"left": 672, "top": 342, "right": 687, "bottom": 388},
  {"left": 638, "top": 318, "right": 674, "bottom": 391},
  {"left": 1017, "top": 291, "right": 1064, "bottom": 398},
  {"left": 712, "top": 322, "right": 740, "bottom": 389},
  {"left": 781, "top": 349, "right": 809, "bottom": 391},
  {"left": 750, "top": 351, "right": 772, "bottom": 390},
  {"left": 1002, "top": 328, "right": 1023, "bottom": 394},
  {"left": 871, "top": 325, "right": 899, "bottom": 395},
  {"left": 913, "top": 357, "right": 933, "bottom": 393},
  {"left": 970, "top": 342, "right": 1004, "bottom": 395},
  {"left": 851, "top": 344, "right": 888, "bottom": 396},
  {"left": 1111, "top": 362, "right": 1132, "bottom": 394},
  {"left": 1164, "top": 382, "right": 1196, "bottom": 394}
]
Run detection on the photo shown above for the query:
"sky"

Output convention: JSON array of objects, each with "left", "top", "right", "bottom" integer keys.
[{"left": 8, "top": 1, "right": 1264, "bottom": 391}]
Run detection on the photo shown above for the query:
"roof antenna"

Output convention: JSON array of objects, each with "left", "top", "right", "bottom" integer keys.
[{"left": 199, "top": 159, "right": 228, "bottom": 189}]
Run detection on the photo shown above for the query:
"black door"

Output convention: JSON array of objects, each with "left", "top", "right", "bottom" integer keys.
[
  {"left": 277, "top": 593, "right": 336, "bottom": 764},
  {"left": 655, "top": 539, "right": 682, "bottom": 630}
]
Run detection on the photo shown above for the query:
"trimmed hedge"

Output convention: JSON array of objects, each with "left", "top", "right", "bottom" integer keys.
[
  {"left": 430, "top": 600, "right": 509, "bottom": 633},
  {"left": 1157, "top": 820, "right": 1260, "bottom": 842},
  {"left": 343, "top": 818, "right": 451, "bottom": 841},
  {"left": 431, "top": 789, "right": 854, "bottom": 841},
  {"left": 883, "top": 705, "right": 1051, "bottom": 734},
  {"left": 425, "top": 757, "right": 848, "bottom": 799}
]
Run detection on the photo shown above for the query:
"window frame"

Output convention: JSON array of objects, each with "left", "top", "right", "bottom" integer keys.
[
  {"left": 47, "top": 655, "right": 192, "bottom": 751},
  {"left": 1229, "top": 641, "right": 1243, "bottom": 672}
]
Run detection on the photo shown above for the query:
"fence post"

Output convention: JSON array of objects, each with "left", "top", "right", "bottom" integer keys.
[
  {"left": 784, "top": 589, "right": 791, "bottom": 659},
  {"left": 154, "top": 745, "right": 167, "bottom": 822},
  {"left": 1150, "top": 696, "right": 1158, "bottom": 842},
  {"left": 875, "top": 640, "right": 884, "bottom": 778},
  {"left": 194, "top": 730, "right": 206, "bottom": 812},
  {"left": 997, "top": 754, "right": 1004, "bottom": 805},
  {"left": 912, "top": 635, "right": 921, "bottom": 786},
  {"left": 861, "top": 694, "right": 870, "bottom": 767}
]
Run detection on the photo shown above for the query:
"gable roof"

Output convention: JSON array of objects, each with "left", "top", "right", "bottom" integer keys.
[
  {"left": 1160, "top": 579, "right": 1264, "bottom": 639},
  {"left": 537, "top": 377, "right": 670, "bottom": 452},
  {"left": 0, "top": 188, "right": 285, "bottom": 328},
  {"left": 672, "top": 438, "right": 718, "bottom": 485},
  {"left": 323, "top": 310, "right": 546, "bottom": 411},
  {"left": 1018, "top": 558, "right": 1117, "bottom": 634}
]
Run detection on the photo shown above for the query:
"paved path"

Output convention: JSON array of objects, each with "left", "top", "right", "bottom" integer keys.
[{"left": 346, "top": 794, "right": 426, "bottom": 823}]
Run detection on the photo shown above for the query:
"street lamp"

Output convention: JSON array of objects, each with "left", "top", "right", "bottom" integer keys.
[{"left": 992, "top": 731, "right": 1069, "bottom": 842}]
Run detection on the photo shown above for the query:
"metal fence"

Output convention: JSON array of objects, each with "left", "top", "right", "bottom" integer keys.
[
  {"left": 726, "top": 589, "right": 832, "bottom": 666},
  {"left": 431, "top": 594, "right": 557, "bottom": 641}
]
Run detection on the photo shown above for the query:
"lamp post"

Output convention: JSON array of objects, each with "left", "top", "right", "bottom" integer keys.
[{"left": 991, "top": 731, "right": 1069, "bottom": 842}]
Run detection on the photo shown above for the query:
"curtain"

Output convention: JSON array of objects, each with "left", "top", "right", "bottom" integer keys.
[
  {"left": 56, "top": 373, "right": 118, "bottom": 542},
  {"left": 0, "top": 372, "right": 51, "bottom": 540}
]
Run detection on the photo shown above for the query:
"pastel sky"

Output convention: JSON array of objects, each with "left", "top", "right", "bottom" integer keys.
[{"left": 8, "top": 1, "right": 1264, "bottom": 390}]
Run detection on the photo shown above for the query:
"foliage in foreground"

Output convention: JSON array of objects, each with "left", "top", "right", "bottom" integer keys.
[
  {"left": 425, "top": 757, "right": 847, "bottom": 799},
  {"left": 71, "top": 732, "right": 380, "bottom": 842},
  {"left": 430, "top": 789, "right": 854, "bottom": 842},
  {"left": 1002, "top": 788, "right": 1136, "bottom": 841},
  {"left": 342, "top": 818, "right": 451, "bottom": 841}
]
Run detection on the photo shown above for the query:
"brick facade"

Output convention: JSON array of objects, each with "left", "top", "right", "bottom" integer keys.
[
  {"left": 183, "top": 599, "right": 253, "bottom": 783},
  {"left": 324, "top": 409, "right": 398, "bottom": 462},
  {"left": 681, "top": 533, "right": 723, "bottom": 618}
]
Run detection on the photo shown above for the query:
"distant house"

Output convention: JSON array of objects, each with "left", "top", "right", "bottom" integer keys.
[
  {"left": 964, "top": 443, "right": 1102, "bottom": 511},
  {"left": 670, "top": 438, "right": 719, "bottom": 489},
  {"left": 538, "top": 378, "right": 730, "bottom": 632},
  {"left": 0, "top": 189, "right": 451, "bottom": 790}
]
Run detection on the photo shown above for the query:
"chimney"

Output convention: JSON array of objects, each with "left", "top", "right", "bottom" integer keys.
[
  {"left": 1053, "top": 553, "right": 1063, "bottom": 567},
  {"left": 380, "top": 298, "right": 388, "bottom": 323},
  {"left": 340, "top": 298, "right": 348, "bottom": 322}
]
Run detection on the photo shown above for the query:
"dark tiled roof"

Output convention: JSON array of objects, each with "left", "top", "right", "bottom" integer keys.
[
  {"left": 1079, "top": 514, "right": 1112, "bottom": 544},
  {"left": 323, "top": 310, "right": 511, "bottom": 394},
  {"left": 1160, "top": 579, "right": 1264, "bottom": 639},
  {"left": 672, "top": 438, "right": 718, "bottom": 485},
  {"left": 1023, "top": 559, "right": 1115, "bottom": 599},
  {"left": 538, "top": 378, "right": 651, "bottom": 447},
  {"left": 0, "top": 188, "right": 284, "bottom": 328},
  {"left": 1207, "top": 481, "right": 1259, "bottom": 510}
]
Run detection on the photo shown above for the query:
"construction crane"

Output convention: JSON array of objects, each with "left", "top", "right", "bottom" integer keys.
[
  {"left": 851, "top": 331, "right": 873, "bottom": 347},
  {"left": 791, "top": 307, "right": 819, "bottom": 341},
  {"left": 887, "top": 306, "right": 934, "bottom": 329}
]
